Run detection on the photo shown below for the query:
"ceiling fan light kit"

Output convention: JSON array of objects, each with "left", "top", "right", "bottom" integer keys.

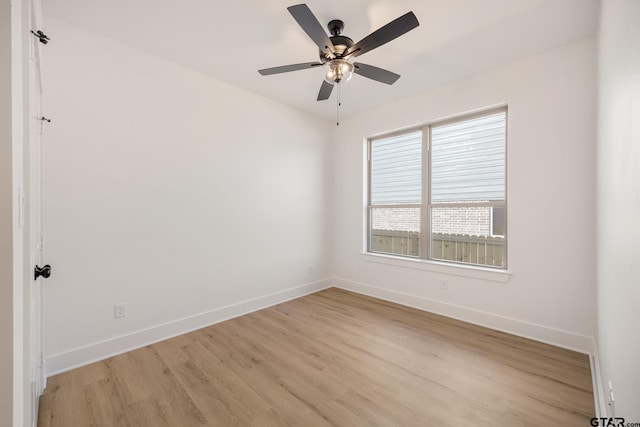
[
  {"left": 325, "top": 59, "right": 354, "bottom": 84},
  {"left": 258, "top": 3, "right": 420, "bottom": 123}
]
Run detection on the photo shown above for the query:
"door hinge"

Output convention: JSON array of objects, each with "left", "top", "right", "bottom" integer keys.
[
  {"left": 39, "top": 116, "right": 51, "bottom": 134},
  {"left": 30, "top": 30, "right": 50, "bottom": 45},
  {"left": 39, "top": 352, "right": 44, "bottom": 368}
]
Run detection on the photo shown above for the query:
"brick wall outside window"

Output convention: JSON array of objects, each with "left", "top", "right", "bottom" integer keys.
[
  {"left": 432, "top": 206, "right": 491, "bottom": 235},
  {"left": 372, "top": 206, "right": 492, "bottom": 236}
]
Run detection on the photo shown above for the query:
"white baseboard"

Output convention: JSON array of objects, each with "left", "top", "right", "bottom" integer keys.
[
  {"left": 45, "top": 278, "right": 332, "bottom": 376},
  {"left": 333, "top": 277, "right": 592, "bottom": 354},
  {"left": 590, "top": 337, "right": 607, "bottom": 417}
]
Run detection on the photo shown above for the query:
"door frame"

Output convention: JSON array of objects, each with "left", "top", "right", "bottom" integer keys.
[
  {"left": 22, "top": 0, "right": 46, "bottom": 424},
  {"left": 28, "top": 0, "right": 46, "bottom": 410}
]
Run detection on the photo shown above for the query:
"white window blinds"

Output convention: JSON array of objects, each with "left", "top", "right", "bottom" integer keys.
[
  {"left": 370, "top": 130, "right": 422, "bottom": 204},
  {"left": 431, "top": 112, "right": 506, "bottom": 203}
]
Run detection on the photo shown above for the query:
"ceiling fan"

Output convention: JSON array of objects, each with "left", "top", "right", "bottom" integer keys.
[{"left": 258, "top": 3, "right": 420, "bottom": 102}]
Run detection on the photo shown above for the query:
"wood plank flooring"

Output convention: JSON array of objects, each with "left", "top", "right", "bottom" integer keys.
[{"left": 38, "top": 288, "right": 594, "bottom": 426}]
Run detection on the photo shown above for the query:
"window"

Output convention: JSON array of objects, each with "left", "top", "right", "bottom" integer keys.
[{"left": 367, "top": 108, "right": 507, "bottom": 268}]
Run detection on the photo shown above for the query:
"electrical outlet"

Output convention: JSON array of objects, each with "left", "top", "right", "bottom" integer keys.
[
  {"left": 114, "top": 303, "right": 127, "bottom": 319},
  {"left": 440, "top": 279, "right": 449, "bottom": 290}
]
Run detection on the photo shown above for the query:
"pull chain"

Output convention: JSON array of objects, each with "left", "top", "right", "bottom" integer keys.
[{"left": 336, "top": 83, "right": 341, "bottom": 126}]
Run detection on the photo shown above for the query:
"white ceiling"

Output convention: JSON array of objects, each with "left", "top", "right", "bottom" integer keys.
[{"left": 43, "top": 0, "right": 599, "bottom": 120}]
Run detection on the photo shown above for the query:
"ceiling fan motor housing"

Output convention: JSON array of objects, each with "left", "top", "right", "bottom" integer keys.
[
  {"left": 319, "top": 20, "right": 354, "bottom": 62},
  {"left": 320, "top": 35, "right": 354, "bottom": 62}
]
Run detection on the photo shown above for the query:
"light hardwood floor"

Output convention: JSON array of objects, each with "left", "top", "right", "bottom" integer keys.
[{"left": 38, "top": 288, "right": 594, "bottom": 426}]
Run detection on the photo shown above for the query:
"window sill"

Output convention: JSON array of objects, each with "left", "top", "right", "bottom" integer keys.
[{"left": 360, "top": 252, "right": 512, "bottom": 283}]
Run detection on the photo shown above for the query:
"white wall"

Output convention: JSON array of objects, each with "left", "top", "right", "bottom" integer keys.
[
  {"left": 332, "top": 38, "right": 597, "bottom": 352},
  {"left": 41, "top": 13, "right": 601, "bottom": 381},
  {"left": 42, "top": 17, "right": 333, "bottom": 374},
  {"left": 597, "top": 0, "right": 640, "bottom": 420},
  {"left": 1, "top": 0, "right": 15, "bottom": 424}
]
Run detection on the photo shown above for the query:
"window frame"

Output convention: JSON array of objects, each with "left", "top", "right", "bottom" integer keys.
[{"left": 366, "top": 106, "right": 508, "bottom": 270}]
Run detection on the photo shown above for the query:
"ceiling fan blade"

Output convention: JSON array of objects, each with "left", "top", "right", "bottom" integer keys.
[
  {"left": 258, "top": 62, "right": 323, "bottom": 75},
  {"left": 288, "top": 4, "right": 335, "bottom": 56},
  {"left": 353, "top": 62, "right": 400, "bottom": 85},
  {"left": 345, "top": 11, "right": 419, "bottom": 58},
  {"left": 317, "top": 80, "right": 334, "bottom": 101}
]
